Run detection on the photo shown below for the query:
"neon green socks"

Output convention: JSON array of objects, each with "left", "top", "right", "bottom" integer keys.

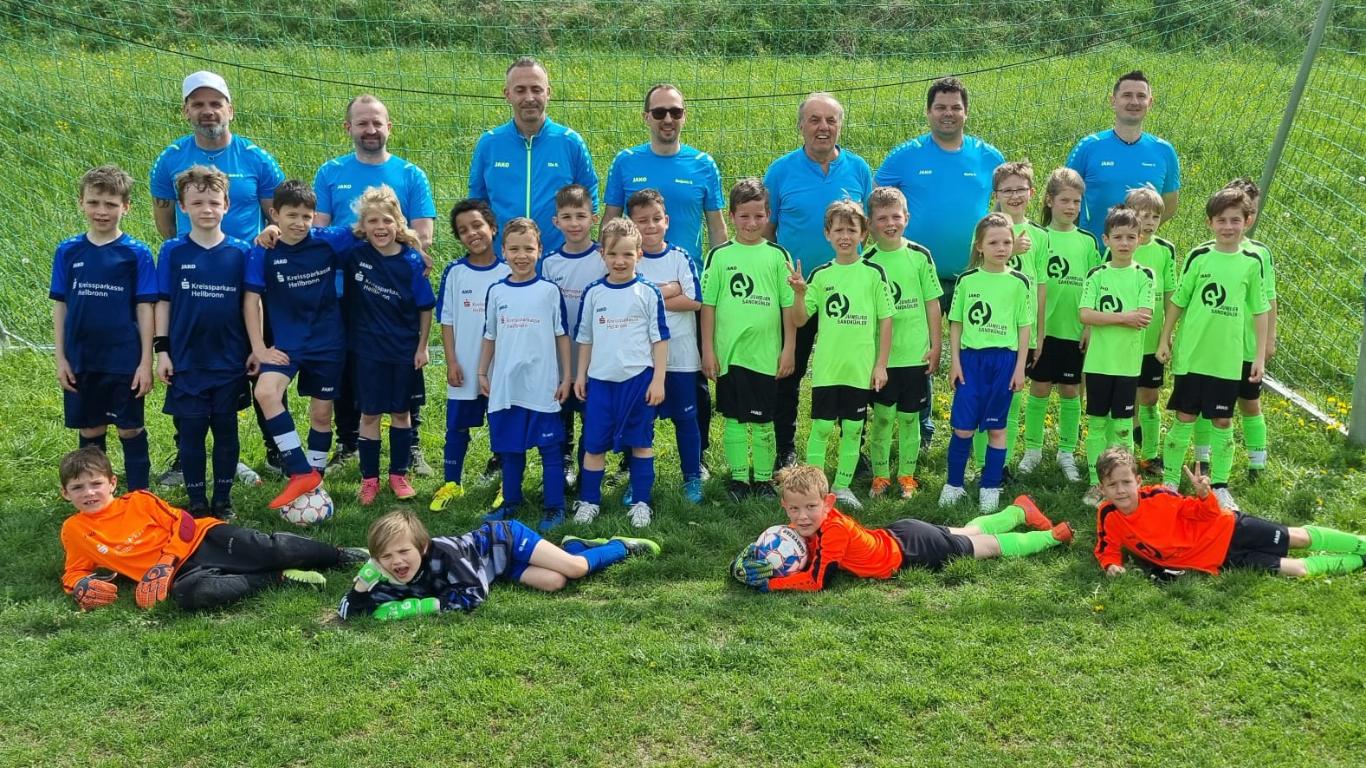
[
  {"left": 1302, "top": 554, "right": 1364, "bottom": 577},
  {"left": 1024, "top": 393, "right": 1048, "bottom": 450},
  {"left": 870, "top": 404, "right": 895, "bottom": 478},
  {"left": 1138, "top": 404, "right": 1161, "bottom": 460},
  {"left": 968, "top": 504, "right": 1025, "bottom": 534},
  {"left": 994, "top": 530, "right": 1064, "bottom": 558},
  {"left": 723, "top": 418, "right": 749, "bottom": 481},
  {"left": 806, "top": 418, "right": 834, "bottom": 471},
  {"left": 1058, "top": 395, "right": 1081, "bottom": 452},
  {"left": 1242, "top": 413, "right": 1268, "bottom": 469},
  {"left": 1162, "top": 419, "right": 1195, "bottom": 486},
  {"left": 1085, "top": 415, "right": 1111, "bottom": 485},
  {"left": 897, "top": 411, "right": 921, "bottom": 477},
  {"left": 1304, "top": 525, "right": 1366, "bottom": 554},
  {"left": 752, "top": 422, "right": 776, "bottom": 482},
  {"left": 1209, "top": 425, "right": 1235, "bottom": 485},
  {"left": 834, "top": 419, "right": 864, "bottom": 489}
]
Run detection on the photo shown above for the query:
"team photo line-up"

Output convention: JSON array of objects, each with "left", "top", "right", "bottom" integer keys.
[{"left": 53, "top": 59, "right": 1366, "bottom": 619}]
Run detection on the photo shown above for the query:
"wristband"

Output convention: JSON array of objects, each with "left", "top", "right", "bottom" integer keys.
[{"left": 152, "top": 336, "right": 170, "bottom": 354}]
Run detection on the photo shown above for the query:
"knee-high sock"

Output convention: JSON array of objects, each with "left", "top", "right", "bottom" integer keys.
[
  {"left": 630, "top": 454, "right": 655, "bottom": 505},
  {"left": 388, "top": 426, "right": 413, "bottom": 476},
  {"left": 1024, "top": 393, "right": 1049, "bottom": 450},
  {"left": 500, "top": 451, "right": 526, "bottom": 507},
  {"left": 869, "top": 403, "right": 896, "bottom": 478},
  {"left": 1193, "top": 416, "right": 1212, "bottom": 462},
  {"left": 120, "top": 431, "right": 151, "bottom": 491},
  {"left": 444, "top": 427, "right": 471, "bottom": 483},
  {"left": 1242, "top": 413, "right": 1268, "bottom": 469},
  {"left": 358, "top": 436, "right": 381, "bottom": 480},
  {"left": 1302, "top": 554, "right": 1364, "bottom": 576},
  {"left": 580, "top": 467, "right": 605, "bottom": 504},
  {"left": 306, "top": 428, "right": 331, "bottom": 470},
  {"left": 981, "top": 445, "right": 1006, "bottom": 489},
  {"left": 722, "top": 418, "right": 749, "bottom": 481},
  {"left": 834, "top": 419, "right": 864, "bottom": 490},
  {"left": 540, "top": 447, "right": 565, "bottom": 510},
  {"left": 79, "top": 432, "right": 108, "bottom": 452},
  {"left": 674, "top": 415, "right": 702, "bottom": 480},
  {"left": 752, "top": 422, "right": 777, "bottom": 482},
  {"left": 972, "top": 429, "right": 988, "bottom": 468},
  {"left": 967, "top": 504, "right": 1025, "bottom": 534},
  {"left": 806, "top": 418, "right": 835, "bottom": 472},
  {"left": 994, "top": 530, "right": 1064, "bottom": 558},
  {"left": 1138, "top": 404, "right": 1161, "bottom": 460},
  {"left": 1058, "top": 395, "right": 1081, "bottom": 452},
  {"left": 1107, "top": 415, "right": 1134, "bottom": 452},
  {"left": 1004, "top": 391, "right": 1024, "bottom": 464},
  {"left": 209, "top": 416, "right": 239, "bottom": 505},
  {"left": 1304, "top": 526, "right": 1366, "bottom": 555},
  {"left": 1209, "top": 425, "right": 1234, "bottom": 486},
  {"left": 265, "top": 412, "right": 310, "bottom": 476},
  {"left": 1161, "top": 420, "right": 1194, "bottom": 487},
  {"left": 897, "top": 411, "right": 922, "bottom": 477},
  {"left": 1085, "top": 415, "right": 1112, "bottom": 485},
  {"left": 947, "top": 433, "right": 972, "bottom": 488},
  {"left": 578, "top": 539, "right": 629, "bottom": 573},
  {"left": 179, "top": 417, "right": 211, "bottom": 505}
]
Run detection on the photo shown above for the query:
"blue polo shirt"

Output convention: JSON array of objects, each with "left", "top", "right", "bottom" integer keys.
[
  {"left": 312, "top": 153, "right": 437, "bottom": 228},
  {"left": 149, "top": 134, "right": 286, "bottom": 241},
  {"left": 875, "top": 134, "right": 1004, "bottom": 279},
  {"left": 763, "top": 146, "right": 873, "bottom": 276},
  {"left": 244, "top": 226, "right": 357, "bottom": 360},
  {"left": 467, "top": 117, "right": 599, "bottom": 254},
  {"left": 1065, "top": 129, "right": 1181, "bottom": 242},
  {"left": 605, "top": 142, "right": 724, "bottom": 265},
  {"left": 155, "top": 235, "right": 252, "bottom": 375},
  {"left": 50, "top": 233, "right": 159, "bottom": 375},
  {"left": 343, "top": 243, "right": 436, "bottom": 365}
]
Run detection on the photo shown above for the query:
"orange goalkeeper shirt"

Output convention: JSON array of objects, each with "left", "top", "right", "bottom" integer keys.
[
  {"left": 767, "top": 508, "right": 903, "bottom": 592},
  {"left": 1093, "top": 485, "right": 1236, "bottom": 574},
  {"left": 60, "top": 490, "right": 222, "bottom": 591}
]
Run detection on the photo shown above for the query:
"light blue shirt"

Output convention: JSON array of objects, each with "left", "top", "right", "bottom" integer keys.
[
  {"left": 875, "top": 133, "right": 1004, "bottom": 279},
  {"left": 763, "top": 146, "right": 873, "bottom": 275},
  {"left": 1065, "top": 129, "right": 1181, "bottom": 243},
  {"left": 605, "top": 143, "right": 724, "bottom": 266},
  {"left": 312, "top": 153, "right": 436, "bottom": 228},
  {"left": 149, "top": 134, "right": 286, "bottom": 241}
]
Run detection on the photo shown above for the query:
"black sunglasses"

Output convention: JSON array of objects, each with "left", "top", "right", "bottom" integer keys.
[{"left": 648, "top": 107, "right": 686, "bottom": 120}]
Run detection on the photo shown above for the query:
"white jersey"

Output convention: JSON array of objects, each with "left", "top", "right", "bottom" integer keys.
[
  {"left": 483, "top": 277, "right": 568, "bottom": 414},
  {"left": 635, "top": 242, "right": 701, "bottom": 373},
  {"left": 437, "top": 258, "right": 511, "bottom": 400},
  {"left": 575, "top": 276, "right": 669, "bottom": 383},
  {"left": 540, "top": 243, "right": 606, "bottom": 373}
]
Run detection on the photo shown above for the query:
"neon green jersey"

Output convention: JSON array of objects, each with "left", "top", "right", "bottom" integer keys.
[
  {"left": 701, "top": 239, "right": 795, "bottom": 377},
  {"left": 804, "top": 259, "right": 895, "bottom": 388},
  {"left": 949, "top": 267, "right": 1033, "bottom": 351},
  {"left": 1241, "top": 238, "right": 1275, "bottom": 362},
  {"left": 1042, "top": 226, "right": 1101, "bottom": 341},
  {"left": 1171, "top": 245, "right": 1269, "bottom": 380},
  {"left": 1009, "top": 219, "right": 1048, "bottom": 347},
  {"left": 1127, "top": 236, "right": 1178, "bottom": 354},
  {"left": 1080, "top": 262, "right": 1155, "bottom": 376},
  {"left": 864, "top": 239, "right": 941, "bottom": 368}
]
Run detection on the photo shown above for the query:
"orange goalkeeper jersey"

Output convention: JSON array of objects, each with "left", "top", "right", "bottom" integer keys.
[
  {"left": 1093, "top": 485, "right": 1236, "bottom": 574},
  {"left": 60, "top": 490, "right": 222, "bottom": 591},
  {"left": 767, "top": 508, "right": 903, "bottom": 592}
]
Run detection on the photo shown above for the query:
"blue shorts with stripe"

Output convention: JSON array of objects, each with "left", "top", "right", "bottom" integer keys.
[
  {"left": 655, "top": 370, "right": 699, "bottom": 421},
  {"left": 950, "top": 347, "right": 1017, "bottom": 432},
  {"left": 582, "top": 368, "right": 656, "bottom": 454}
]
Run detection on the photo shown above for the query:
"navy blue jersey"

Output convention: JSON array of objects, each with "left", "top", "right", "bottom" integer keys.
[
  {"left": 244, "top": 226, "right": 357, "bottom": 359},
  {"left": 156, "top": 235, "right": 252, "bottom": 374},
  {"left": 343, "top": 243, "right": 436, "bottom": 364},
  {"left": 50, "top": 233, "right": 158, "bottom": 375}
]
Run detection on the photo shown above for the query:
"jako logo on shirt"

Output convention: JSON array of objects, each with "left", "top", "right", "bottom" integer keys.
[
  {"left": 1047, "top": 254, "right": 1068, "bottom": 279},
  {"left": 1200, "top": 282, "right": 1227, "bottom": 308},
  {"left": 729, "top": 272, "right": 754, "bottom": 298},
  {"left": 824, "top": 292, "right": 850, "bottom": 319},
  {"left": 967, "top": 300, "right": 993, "bottom": 327},
  {"left": 1098, "top": 294, "right": 1123, "bottom": 313}
]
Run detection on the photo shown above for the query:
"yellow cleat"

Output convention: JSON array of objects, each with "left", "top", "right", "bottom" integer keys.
[{"left": 429, "top": 481, "right": 465, "bottom": 512}]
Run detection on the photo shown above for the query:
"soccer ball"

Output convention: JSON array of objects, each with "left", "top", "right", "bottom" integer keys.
[
  {"left": 752, "top": 524, "right": 809, "bottom": 576},
  {"left": 280, "top": 486, "right": 334, "bottom": 527}
]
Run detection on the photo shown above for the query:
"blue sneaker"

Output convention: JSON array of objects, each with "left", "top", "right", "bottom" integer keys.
[
  {"left": 482, "top": 505, "right": 514, "bottom": 522},
  {"left": 538, "top": 508, "right": 565, "bottom": 533},
  {"left": 622, "top": 486, "right": 633, "bottom": 506},
  {"left": 683, "top": 477, "right": 703, "bottom": 504}
]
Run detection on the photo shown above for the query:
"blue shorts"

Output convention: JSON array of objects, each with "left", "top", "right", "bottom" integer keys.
[
  {"left": 488, "top": 405, "right": 564, "bottom": 453},
  {"left": 64, "top": 371, "right": 145, "bottom": 429},
  {"left": 950, "top": 348, "right": 1017, "bottom": 432},
  {"left": 163, "top": 370, "right": 248, "bottom": 419},
  {"left": 656, "top": 371, "right": 699, "bottom": 421},
  {"left": 582, "top": 369, "right": 656, "bottom": 454},
  {"left": 470, "top": 520, "right": 543, "bottom": 582},
  {"left": 257, "top": 357, "right": 344, "bottom": 400},
  {"left": 447, "top": 396, "right": 489, "bottom": 431},
  {"left": 352, "top": 356, "right": 425, "bottom": 415}
]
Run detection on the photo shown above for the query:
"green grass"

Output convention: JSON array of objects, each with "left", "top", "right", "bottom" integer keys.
[{"left": 2, "top": 345, "right": 1366, "bottom": 767}]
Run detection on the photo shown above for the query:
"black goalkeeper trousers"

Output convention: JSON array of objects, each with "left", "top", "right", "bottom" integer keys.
[{"left": 170, "top": 525, "right": 341, "bottom": 611}]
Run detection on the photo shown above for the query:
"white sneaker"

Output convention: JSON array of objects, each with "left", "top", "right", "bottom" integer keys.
[
  {"left": 572, "top": 500, "right": 600, "bottom": 524},
  {"left": 1017, "top": 449, "right": 1043, "bottom": 474},
  {"left": 978, "top": 487, "right": 1001, "bottom": 513},
  {"left": 1082, "top": 485, "right": 1105, "bottom": 507},
  {"left": 1213, "top": 487, "right": 1240, "bottom": 512},
  {"left": 699, "top": 464, "right": 711, "bottom": 481},
  {"left": 563, "top": 455, "right": 577, "bottom": 489},
  {"left": 235, "top": 462, "right": 262, "bottom": 486},
  {"left": 1057, "top": 453, "right": 1082, "bottom": 482},
  {"left": 833, "top": 487, "right": 862, "bottom": 510},
  {"left": 938, "top": 484, "right": 967, "bottom": 507},
  {"left": 627, "top": 501, "right": 653, "bottom": 528}
]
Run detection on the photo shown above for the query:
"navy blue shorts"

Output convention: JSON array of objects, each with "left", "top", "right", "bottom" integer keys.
[
  {"left": 353, "top": 357, "right": 425, "bottom": 415},
  {"left": 447, "top": 396, "right": 489, "bottom": 431},
  {"left": 257, "top": 357, "right": 344, "bottom": 400},
  {"left": 64, "top": 371, "right": 145, "bottom": 429},
  {"left": 656, "top": 370, "right": 699, "bottom": 421},
  {"left": 950, "top": 348, "right": 1017, "bottom": 431},
  {"left": 582, "top": 369, "right": 656, "bottom": 454},
  {"left": 163, "top": 370, "right": 248, "bottom": 419},
  {"left": 488, "top": 405, "right": 564, "bottom": 453}
]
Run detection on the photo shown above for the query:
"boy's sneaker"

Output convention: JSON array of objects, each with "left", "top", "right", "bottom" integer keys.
[
  {"left": 263, "top": 449, "right": 285, "bottom": 478},
  {"left": 358, "top": 477, "right": 380, "bottom": 505},
  {"left": 610, "top": 534, "right": 661, "bottom": 557},
  {"left": 482, "top": 504, "right": 515, "bottom": 522},
  {"left": 1013, "top": 494, "right": 1053, "bottom": 530},
  {"left": 978, "top": 487, "right": 1001, "bottom": 513},
  {"left": 898, "top": 475, "right": 920, "bottom": 499},
  {"left": 429, "top": 481, "right": 464, "bottom": 512},
  {"left": 1017, "top": 449, "right": 1043, "bottom": 474},
  {"left": 683, "top": 477, "right": 704, "bottom": 504},
  {"left": 1082, "top": 485, "right": 1105, "bottom": 507},
  {"left": 538, "top": 508, "right": 565, "bottom": 533},
  {"left": 338, "top": 547, "right": 370, "bottom": 566},
  {"left": 156, "top": 454, "right": 184, "bottom": 487},
  {"left": 563, "top": 455, "right": 577, "bottom": 488},
  {"left": 833, "top": 487, "right": 862, "bottom": 511},
  {"left": 210, "top": 499, "right": 236, "bottom": 521},
  {"left": 269, "top": 469, "right": 323, "bottom": 509},
  {"left": 1212, "top": 486, "right": 1240, "bottom": 512},
  {"left": 572, "top": 500, "right": 600, "bottom": 524},
  {"left": 281, "top": 569, "right": 326, "bottom": 589},
  {"left": 187, "top": 501, "right": 212, "bottom": 519},
  {"left": 752, "top": 480, "right": 777, "bottom": 499},
  {"left": 938, "top": 484, "right": 967, "bottom": 507},
  {"left": 1057, "top": 453, "right": 1082, "bottom": 482},
  {"left": 388, "top": 474, "right": 417, "bottom": 500},
  {"left": 235, "top": 462, "right": 263, "bottom": 486},
  {"left": 869, "top": 477, "right": 892, "bottom": 498},
  {"left": 326, "top": 444, "right": 357, "bottom": 471},
  {"left": 727, "top": 480, "right": 751, "bottom": 503},
  {"left": 1051, "top": 522, "right": 1075, "bottom": 545},
  {"left": 409, "top": 446, "right": 435, "bottom": 477},
  {"left": 627, "top": 501, "right": 653, "bottom": 528}
]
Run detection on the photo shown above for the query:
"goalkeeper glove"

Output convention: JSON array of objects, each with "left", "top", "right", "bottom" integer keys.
[
  {"left": 372, "top": 597, "right": 440, "bottom": 622},
  {"left": 135, "top": 554, "right": 176, "bottom": 610},
  {"left": 730, "top": 545, "right": 773, "bottom": 591},
  {"left": 72, "top": 574, "right": 118, "bottom": 611},
  {"left": 352, "top": 559, "right": 390, "bottom": 592}
]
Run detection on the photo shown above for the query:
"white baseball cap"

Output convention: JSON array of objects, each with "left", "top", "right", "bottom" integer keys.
[{"left": 182, "top": 71, "right": 231, "bottom": 102}]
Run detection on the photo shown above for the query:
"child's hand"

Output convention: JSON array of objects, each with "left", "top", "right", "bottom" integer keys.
[
  {"left": 418, "top": 249, "right": 434, "bottom": 277},
  {"left": 72, "top": 573, "right": 119, "bottom": 611},
  {"left": 786, "top": 260, "right": 807, "bottom": 295},
  {"left": 352, "top": 559, "right": 389, "bottom": 593},
  {"left": 1012, "top": 230, "right": 1032, "bottom": 255},
  {"left": 257, "top": 347, "right": 290, "bottom": 366},
  {"left": 156, "top": 353, "right": 175, "bottom": 385},
  {"left": 448, "top": 360, "right": 464, "bottom": 388},
  {"left": 730, "top": 545, "right": 773, "bottom": 590},
  {"left": 1105, "top": 564, "right": 1127, "bottom": 577},
  {"left": 132, "top": 363, "right": 154, "bottom": 397},
  {"left": 702, "top": 350, "right": 719, "bottom": 381},
  {"left": 657, "top": 281, "right": 682, "bottom": 299},
  {"left": 1078, "top": 329, "right": 1091, "bottom": 353},
  {"left": 56, "top": 355, "right": 78, "bottom": 392},
  {"left": 135, "top": 554, "right": 176, "bottom": 610},
  {"left": 574, "top": 377, "right": 587, "bottom": 403},
  {"left": 254, "top": 225, "right": 282, "bottom": 248},
  {"left": 554, "top": 379, "right": 571, "bottom": 404},
  {"left": 1009, "top": 365, "right": 1027, "bottom": 392},
  {"left": 949, "top": 362, "right": 965, "bottom": 390},
  {"left": 924, "top": 343, "right": 941, "bottom": 375},
  {"left": 871, "top": 365, "right": 888, "bottom": 392},
  {"left": 777, "top": 348, "right": 795, "bottom": 379},
  {"left": 1155, "top": 339, "right": 1171, "bottom": 364},
  {"left": 1183, "top": 463, "right": 1211, "bottom": 500},
  {"left": 1124, "top": 309, "right": 1152, "bottom": 330},
  {"left": 645, "top": 377, "right": 665, "bottom": 406},
  {"left": 414, "top": 347, "right": 429, "bottom": 370},
  {"left": 1248, "top": 359, "right": 1264, "bottom": 384}
]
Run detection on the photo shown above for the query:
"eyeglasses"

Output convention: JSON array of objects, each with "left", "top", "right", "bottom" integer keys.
[
  {"left": 996, "top": 187, "right": 1032, "bottom": 196},
  {"left": 648, "top": 107, "right": 686, "bottom": 120}
]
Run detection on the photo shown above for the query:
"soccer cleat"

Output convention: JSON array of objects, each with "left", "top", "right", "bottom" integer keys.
[
  {"left": 563, "top": 455, "right": 577, "bottom": 488},
  {"left": 1051, "top": 521, "right": 1075, "bottom": 545},
  {"left": 482, "top": 505, "right": 514, "bottom": 522},
  {"left": 282, "top": 569, "right": 326, "bottom": 589},
  {"left": 898, "top": 475, "right": 920, "bottom": 499},
  {"left": 978, "top": 487, "right": 1001, "bottom": 513},
  {"left": 1016, "top": 449, "right": 1043, "bottom": 474},
  {"left": 572, "top": 500, "right": 600, "bottom": 524},
  {"left": 326, "top": 444, "right": 357, "bottom": 471},
  {"left": 156, "top": 453, "right": 184, "bottom": 487},
  {"left": 727, "top": 480, "right": 751, "bottom": 503},
  {"left": 263, "top": 449, "right": 285, "bottom": 479},
  {"left": 358, "top": 477, "right": 381, "bottom": 505},
  {"left": 1082, "top": 485, "right": 1105, "bottom": 507},
  {"left": 560, "top": 535, "right": 610, "bottom": 549},
  {"left": 1138, "top": 457, "right": 1165, "bottom": 478},
  {"left": 751, "top": 481, "right": 777, "bottom": 500},
  {"left": 870, "top": 477, "right": 892, "bottom": 498},
  {"left": 338, "top": 547, "right": 370, "bottom": 566},
  {"left": 235, "top": 461, "right": 263, "bottom": 486},
  {"left": 210, "top": 499, "right": 236, "bottom": 521},
  {"left": 627, "top": 501, "right": 653, "bottom": 528},
  {"left": 1013, "top": 494, "right": 1053, "bottom": 530},
  {"left": 538, "top": 508, "right": 566, "bottom": 533},
  {"left": 1247, "top": 466, "right": 1264, "bottom": 483},
  {"left": 268, "top": 469, "right": 323, "bottom": 509},
  {"left": 1057, "top": 452, "right": 1082, "bottom": 482},
  {"left": 409, "top": 446, "right": 435, "bottom": 477},
  {"left": 187, "top": 501, "right": 212, "bottom": 519},
  {"left": 833, "top": 487, "right": 863, "bottom": 510},
  {"left": 611, "top": 534, "right": 661, "bottom": 557},
  {"left": 938, "top": 484, "right": 967, "bottom": 507},
  {"left": 429, "top": 481, "right": 465, "bottom": 511},
  {"left": 389, "top": 474, "right": 417, "bottom": 500},
  {"left": 683, "top": 477, "right": 704, "bottom": 504},
  {"left": 1212, "top": 486, "right": 1240, "bottom": 512}
]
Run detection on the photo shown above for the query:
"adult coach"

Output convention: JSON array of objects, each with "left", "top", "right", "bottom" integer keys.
[
  {"left": 1065, "top": 70, "right": 1180, "bottom": 242},
  {"left": 313, "top": 94, "right": 438, "bottom": 474},
  {"left": 468, "top": 57, "right": 598, "bottom": 254},
  {"left": 763, "top": 92, "right": 874, "bottom": 467}
]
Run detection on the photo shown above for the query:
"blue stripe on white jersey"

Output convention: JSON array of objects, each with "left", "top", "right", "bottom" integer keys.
[
  {"left": 482, "top": 277, "right": 568, "bottom": 414},
  {"left": 437, "top": 257, "right": 512, "bottom": 401},
  {"left": 635, "top": 242, "right": 701, "bottom": 373},
  {"left": 50, "top": 233, "right": 158, "bottom": 375},
  {"left": 575, "top": 276, "right": 670, "bottom": 383},
  {"left": 244, "top": 226, "right": 357, "bottom": 359},
  {"left": 156, "top": 235, "right": 252, "bottom": 374},
  {"left": 343, "top": 243, "right": 436, "bottom": 364},
  {"left": 541, "top": 243, "right": 606, "bottom": 373}
]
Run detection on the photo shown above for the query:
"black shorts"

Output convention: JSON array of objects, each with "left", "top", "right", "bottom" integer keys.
[
  {"left": 873, "top": 365, "right": 929, "bottom": 412},
  {"left": 1167, "top": 373, "right": 1238, "bottom": 420},
  {"left": 1237, "top": 360, "right": 1261, "bottom": 401},
  {"left": 810, "top": 384, "right": 871, "bottom": 422},
  {"left": 1026, "top": 335, "right": 1083, "bottom": 384},
  {"left": 1139, "top": 354, "right": 1165, "bottom": 389},
  {"left": 1220, "top": 513, "right": 1290, "bottom": 572},
  {"left": 1085, "top": 373, "right": 1139, "bottom": 418},
  {"left": 886, "top": 518, "right": 974, "bottom": 571},
  {"left": 716, "top": 366, "right": 776, "bottom": 424},
  {"left": 63, "top": 371, "right": 145, "bottom": 429}
]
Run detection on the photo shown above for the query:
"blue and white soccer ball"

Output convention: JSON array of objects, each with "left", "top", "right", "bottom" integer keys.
[
  {"left": 753, "top": 524, "right": 809, "bottom": 576},
  {"left": 280, "top": 485, "right": 335, "bottom": 527}
]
